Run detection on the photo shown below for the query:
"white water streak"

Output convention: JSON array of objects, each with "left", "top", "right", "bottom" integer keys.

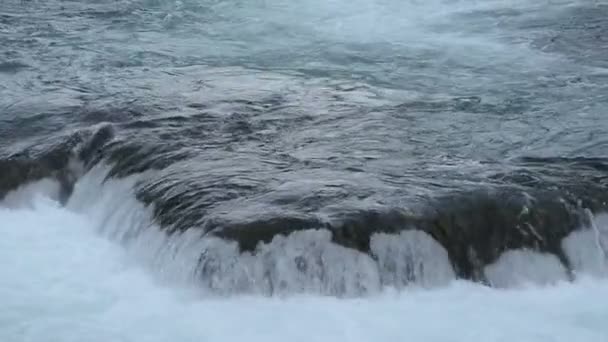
[
  {"left": 1, "top": 194, "right": 608, "bottom": 341},
  {"left": 3, "top": 165, "right": 607, "bottom": 295}
]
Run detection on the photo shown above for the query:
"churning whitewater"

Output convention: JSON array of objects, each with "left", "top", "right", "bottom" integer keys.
[
  {"left": 2, "top": 178, "right": 608, "bottom": 341},
  {"left": 1, "top": 0, "right": 608, "bottom": 340}
]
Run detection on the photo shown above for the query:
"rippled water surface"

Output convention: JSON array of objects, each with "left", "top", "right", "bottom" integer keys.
[
  {"left": 3, "top": 0, "right": 607, "bottom": 157},
  {"left": 1, "top": 0, "right": 608, "bottom": 296},
  {"left": 2, "top": 0, "right": 608, "bottom": 340}
]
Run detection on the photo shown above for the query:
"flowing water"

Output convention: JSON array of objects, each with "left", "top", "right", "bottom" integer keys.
[
  {"left": 1, "top": 0, "right": 608, "bottom": 340},
  {"left": 2, "top": 179, "right": 608, "bottom": 341}
]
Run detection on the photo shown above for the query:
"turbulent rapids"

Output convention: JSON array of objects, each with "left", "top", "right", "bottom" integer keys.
[
  {"left": 2, "top": 118, "right": 607, "bottom": 295},
  {"left": 3, "top": 1, "right": 608, "bottom": 340},
  {"left": 1, "top": 0, "right": 608, "bottom": 299}
]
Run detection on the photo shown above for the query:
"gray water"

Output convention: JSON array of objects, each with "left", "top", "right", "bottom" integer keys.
[{"left": 1, "top": 0, "right": 608, "bottom": 294}]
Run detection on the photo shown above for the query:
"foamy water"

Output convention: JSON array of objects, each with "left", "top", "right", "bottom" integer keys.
[
  {"left": 1, "top": 0, "right": 607, "bottom": 340},
  {"left": 1, "top": 178, "right": 608, "bottom": 342}
]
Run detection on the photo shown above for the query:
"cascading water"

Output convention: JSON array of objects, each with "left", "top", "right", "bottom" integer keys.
[
  {"left": 2, "top": 0, "right": 608, "bottom": 340},
  {"left": 2, "top": 172, "right": 608, "bottom": 341}
]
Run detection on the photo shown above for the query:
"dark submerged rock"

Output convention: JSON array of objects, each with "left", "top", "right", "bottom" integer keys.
[
  {"left": 3, "top": 125, "right": 606, "bottom": 286},
  {"left": 194, "top": 187, "right": 605, "bottom": 282},
  {"left": 0, "top": 124, "right": 115, "bottom": 201}
]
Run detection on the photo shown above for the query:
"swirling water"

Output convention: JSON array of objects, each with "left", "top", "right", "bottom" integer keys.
[{"left": 1, "top": 0, "right": 608, "bottom": 340}]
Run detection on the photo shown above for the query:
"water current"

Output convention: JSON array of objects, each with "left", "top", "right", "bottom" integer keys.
[{"left": 1, "top": 0, "right": 608, "bottom": 340}]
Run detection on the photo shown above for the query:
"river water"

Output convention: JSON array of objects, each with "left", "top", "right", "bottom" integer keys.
[{"left": 1, "top": 0, "right": 608, "bottom": 340}]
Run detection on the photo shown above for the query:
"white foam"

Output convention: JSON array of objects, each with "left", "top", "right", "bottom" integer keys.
[
  {"left": 2, "top": 196, "right": 608, "bottom": 341},
  {"left": 59, "top": 165, "right": 457, "bottom": 295},
  {"left": 370, "top": 230, "right": 456, "bottom": 289},
  {"left": 484, "top": 216, "right": 608, "bottom": 287},
  {"left": 62, "top": 165, "right": 383, "bottom": 295},
  {"left": 484, "top": 249, "right": 570, "bottom": 288},
  {"left": 66, "top": 165, "right": 204, "bottom": 286},
  {"left": 562, "top": 228, "right": 608, "bottom": 278},
  {"left": 1, "top": 178, "right": 62, "bottom": 209},
  {"left": 196, "top": 230, "right": 382, "bottom": 296},
  {"left": 592, "top": 213, "right": 608, "bottom": 253},
  {"left": 17, "top": 164, "right": 606, "bottom": 295}
]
